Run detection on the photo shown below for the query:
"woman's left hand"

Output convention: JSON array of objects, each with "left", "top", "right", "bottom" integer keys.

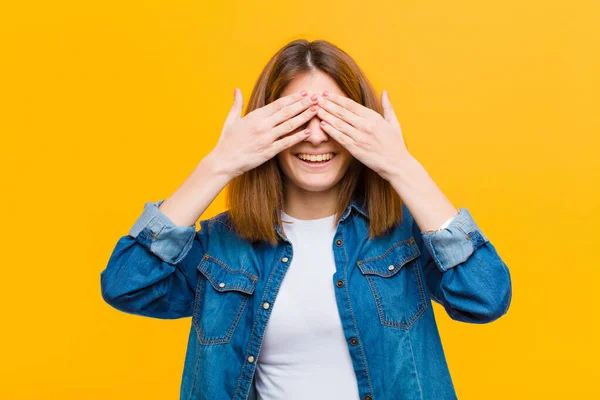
[{"left": 316, "top": 90, "right": 413, "bottom": 181}]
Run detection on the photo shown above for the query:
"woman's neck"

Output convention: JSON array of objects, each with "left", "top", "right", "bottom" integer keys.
[{"left": 282, "top": 185, "right": 340, "bottom": 220}]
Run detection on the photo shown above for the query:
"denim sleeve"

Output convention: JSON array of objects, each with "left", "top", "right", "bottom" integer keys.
[
  {"left": 413, "top": 207, "right": 512, "bottom": 323},
  {"left": 100, "top": 200, "right": 210, "bottom": 319},
  {"left": 128, "top": 199, "right": 197, "bottom": 264}
]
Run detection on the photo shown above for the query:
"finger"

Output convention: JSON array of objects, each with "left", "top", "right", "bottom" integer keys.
[
  {"left": 381, "top": 90, "right": 401, "bottom": 129},
  {"left": 321, "top": 91, "right": 379, "bottom": 119},
  {"left": 270, "top": 104, "right": 320, "bottom": 140},
  {"left": 265, "top": 93, "right": 318, "bottom": 128},
  {"left": 267, "top": 128, "right": 312, "bottom": 158},
  {"left": 316, "top": 107, "right": 365, "bottom": 143},
  {"left": 255, "top": 90, "right": 308, "bottom": 118},
  {"left": 316, "top": 94, "right": 362, "bottom": 128},
  {"left": 319, "top": 119, "right": 356, "bottom": 152},
  {"left": 225, "top": 88, "right": 244, "bottom": 124}
]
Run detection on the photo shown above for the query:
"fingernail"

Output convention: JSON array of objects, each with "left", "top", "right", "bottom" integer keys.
[
  {"left": 323, "top": 91, "right": 330, "bottom": 97},
  {"left": 304, "top": 129, "right": 311, "bottom": 135},
  {"left": 300, "top": 90, "right": 308, "bottom": 96},
  {"left": 310, "top": 94, "right": 318, "bottom": 102}
]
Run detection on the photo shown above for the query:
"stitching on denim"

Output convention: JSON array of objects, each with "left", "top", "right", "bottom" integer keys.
[
  {"left": 468, "top": 230, "right": 490, "bottom": 250},
  {"left": 198, "top": 267, "right": 256, "bottom": 294},
  {"left": 425, "top": 234, "right": 446, "bottom": 272},
  {"left": 191, "top": 272, "right": 204, "bottom": 340},
  {"left": 404, "top": 260, "right": 429, "bottom": 327},
  {"left": 356, "top": 244, "right": 421, "bottom": 277},
  {"left": 420, "top": 212, "right": 467, "bottom": 272},
  {"left": 201, "top": 273, "right": 256, "bottom": 294},
  {"left": 364, "top": 259, "right": 428, "bottom": 329},
  {"left": 365, "top": 275, "right": 386, "bottom": 324},
  {"left": 208, "top": 210, "right": 234, "bottom": 230},
  {"left": 351, "top": 202, "right": 369, "bottom": 221},
  {"left": 356, "top": 237, "right": 418, "bottom": 265},
  {"left": 455, "top": 217, "right": 471, "bottom": 237},
  {"left": 195, "top": 256, "right": 258, "bottom": 297},
  {"left": 215, "top": 217, "right": 235, "bottom": 231},
  {"left": 192, "top": 274, "right": 251, "bottom": 345},
  {"left": 416, "top": 254, "right": 443, "bottom": 306},
  {"left": 204, "top": 255, "right": 258, "bottom": 281},
  {"left": 207, "top": 216, "right": 218, "bottom": 237},
  {"left": 406, "top": 330, "right": 424, "bottom": 400},
  {"left": 147, "top": 216, "right": 166, "bottom": 239},
  {"left": 341, "top": 225, "right": 375, "bottom": 398},
  {"left": 232, "top": 246, "right": 290, "bottom": 400},
  {"left": 358, "top": 263, "right": 403, "bottom": 277},
  {"left": 187, "top": 350, "right": 202, "bottom": 400}
]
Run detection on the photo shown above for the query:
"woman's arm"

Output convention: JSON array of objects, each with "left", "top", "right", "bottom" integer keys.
[
  {"left": 99, "top": 153, "right": 232, "bottom": 319},
  {"left": 390, "top": 155, "right": 512, "bottom": 323},
  {"left": 100, "top": 214, "right": 208, "bottom": 319},
  {"left": 411, "top": 208, "right": 512, "bottom": 323}
]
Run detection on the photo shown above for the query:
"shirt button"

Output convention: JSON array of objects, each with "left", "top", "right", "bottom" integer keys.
[
  {"left": 281, "top": 257, "right": 289, "bottom": 262},
  {"left": 218, "top": 282, "right": 225, "bottom": 288},
  {"left": 388, "top": 265, "right": 395, "bottom": 270},
  {"left": 350, "top": 337, "right": 359, "bottom": 346},
  {"left": 335, "top": 239, "right": 343, "bottom": 246},
  {"left": 247, "top": 355, "right": 255, "bottom": 363},
  {"left": 364, "top": 395, "right": 373, "bottom": 400},
  {"left": 263, "top": 302, "right": 270, "bottom": 309},
  {"left": 336, "top": 279, "right": 344, "bottom": 288}
]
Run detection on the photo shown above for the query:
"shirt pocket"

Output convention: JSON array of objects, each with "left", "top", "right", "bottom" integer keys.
[
  {"left": 192, "top": 254, "right": 258, "bottom": 345},
  {"left": 356, "top": 237, "right": 427, "bottom": 329}
]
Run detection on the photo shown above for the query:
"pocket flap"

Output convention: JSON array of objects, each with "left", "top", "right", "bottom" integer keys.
[
  {"left": 356, "top": 238, "right": 421, "bottom": 277},
  {"left": 197, "top": 255, "right": 258, "bottom": 295}
]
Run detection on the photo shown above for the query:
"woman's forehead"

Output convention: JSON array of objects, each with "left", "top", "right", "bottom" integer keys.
[{"left": 280, "top": 71, "right": 345, "bottom": 97}]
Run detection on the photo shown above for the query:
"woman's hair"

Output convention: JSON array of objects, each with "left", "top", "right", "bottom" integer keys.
[{"left": 226, "top": 39, "right": 404, "bottom": 245}]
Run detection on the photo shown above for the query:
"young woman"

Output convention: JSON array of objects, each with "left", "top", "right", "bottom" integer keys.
[{"left": 101, "top": 39, "right": 512, "bottom": 400}]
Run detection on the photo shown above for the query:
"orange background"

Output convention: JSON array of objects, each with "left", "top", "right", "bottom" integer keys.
[{"left": 1, "top": 0, "right": 598, "bottom": 398}]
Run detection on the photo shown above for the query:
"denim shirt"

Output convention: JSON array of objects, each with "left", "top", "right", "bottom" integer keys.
[{"left": 100, "top": 197, "right": 512, "bottom": 400}]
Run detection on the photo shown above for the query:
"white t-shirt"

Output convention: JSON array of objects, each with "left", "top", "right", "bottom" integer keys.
[{"left": 254, "top": 209, "right": 360, "bottom": 400}]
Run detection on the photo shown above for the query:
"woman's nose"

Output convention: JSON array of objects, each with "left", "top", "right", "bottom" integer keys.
[{"left": 304, "top": 116, "right": 329, "bottom": 143}]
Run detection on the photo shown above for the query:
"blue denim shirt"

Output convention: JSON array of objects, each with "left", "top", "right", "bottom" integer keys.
[{"left": 100, "top": 197, "right": 512, "bottom": 400}]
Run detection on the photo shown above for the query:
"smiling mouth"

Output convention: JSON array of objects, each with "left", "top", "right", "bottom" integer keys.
[{"left": 294, "top": 153, "right": 337, "bottom": 165}]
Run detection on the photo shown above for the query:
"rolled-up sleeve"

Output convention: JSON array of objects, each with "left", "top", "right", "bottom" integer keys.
[
  {"left": 100, "top": 199, "right": 210, "bottom": 319},
  {"left": 414, "top": 207, "right": 512, "bottom": 323},
  {"left": 128, "top": 199, "right": 197, "bottom": 265},
  {"left": 420, "top": 208, "right": 490, "bottom": 272}
]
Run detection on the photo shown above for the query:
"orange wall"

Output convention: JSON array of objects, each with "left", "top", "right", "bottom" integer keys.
[{"left": 1, "top": 0, "right": 598, "bottom": 398}]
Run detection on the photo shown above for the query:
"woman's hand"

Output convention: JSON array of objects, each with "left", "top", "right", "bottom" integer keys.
[
  {"left": 315, "top": 90, "right": 413, "bottom": 182},
  {"left": 212, "top": 88, "right": 319, "bottom": 178}
]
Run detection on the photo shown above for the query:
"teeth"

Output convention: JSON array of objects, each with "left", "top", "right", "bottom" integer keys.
[{"left": 297, "top": 153, "right": 335, "bottom": 162}]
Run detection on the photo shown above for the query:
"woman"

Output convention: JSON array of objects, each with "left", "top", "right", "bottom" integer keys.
[{"left": 100, "top": 39, "right": 512, "bottom": 400}]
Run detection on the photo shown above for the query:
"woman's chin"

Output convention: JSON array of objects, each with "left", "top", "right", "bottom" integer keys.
[{"left": 293, "top": 178, "right": 341, "bottom": 192}]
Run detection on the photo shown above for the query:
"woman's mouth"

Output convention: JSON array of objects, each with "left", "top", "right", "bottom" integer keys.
[{"left": 294, "top": 152, "right": 337, "bottom": 168}]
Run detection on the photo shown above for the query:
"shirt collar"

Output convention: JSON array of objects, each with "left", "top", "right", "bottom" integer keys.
[
  {"left": 275, "top": 194, "right": 368, "bottom": 242},
  {"left": 347, "top": 195, "right": 369, "bottom": 221}
]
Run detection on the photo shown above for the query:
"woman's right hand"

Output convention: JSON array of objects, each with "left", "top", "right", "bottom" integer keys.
[{"left": 211, "top": 88, "right": 320, "bottom": 178}]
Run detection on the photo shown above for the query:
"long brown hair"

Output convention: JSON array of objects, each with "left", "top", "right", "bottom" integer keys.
[{"left": 226, "top": 39, "right": 404, "bottom": 245}]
